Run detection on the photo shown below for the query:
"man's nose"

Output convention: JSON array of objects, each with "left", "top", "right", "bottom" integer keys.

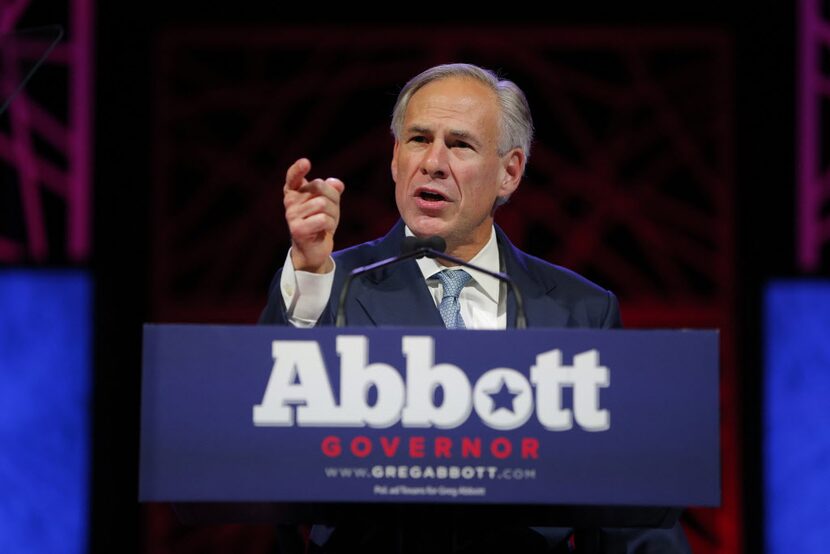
[{"left": 421, "top": 141, "right": 449, "bottom": 179}]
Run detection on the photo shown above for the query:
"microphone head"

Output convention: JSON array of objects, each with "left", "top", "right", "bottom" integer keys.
[
  {"left": 401, "top": 235, "right": 446, "bottom": 256},
  {"left": 423, "top": 235, "right": 447, "bottom": 254}
]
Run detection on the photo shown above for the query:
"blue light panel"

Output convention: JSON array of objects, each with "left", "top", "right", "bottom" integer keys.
[
  {"left": 765, "top": 280, "right": 830, "bottom": 553},
  {"left": 0, "top": 270, "right": 91, "bottom": 554}
]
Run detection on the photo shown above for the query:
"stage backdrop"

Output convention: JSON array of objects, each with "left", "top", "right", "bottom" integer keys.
[{"left": 147, "top": 26, "right": 738, "bottom": 554}]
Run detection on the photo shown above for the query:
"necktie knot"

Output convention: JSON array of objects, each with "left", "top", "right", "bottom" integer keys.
[{"left": 436, "top": 269, "right": 471, "bottom": 329}]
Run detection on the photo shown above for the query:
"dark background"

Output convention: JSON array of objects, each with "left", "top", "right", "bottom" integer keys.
[{"left": 12, "top": 1, "right": 806, "bottom": 552}]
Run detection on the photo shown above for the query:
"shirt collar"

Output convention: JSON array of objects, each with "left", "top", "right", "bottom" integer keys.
[{"left": 406, "top": 225, "right": 501, "bottom": 304}]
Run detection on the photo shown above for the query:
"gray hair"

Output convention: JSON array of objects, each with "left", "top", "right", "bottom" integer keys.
[{"left": 390, "top": 63, "right": 534, "bottom": 162}]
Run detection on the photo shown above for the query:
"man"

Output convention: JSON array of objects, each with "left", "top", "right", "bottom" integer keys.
[{"left": 261, "top": 64, "right": 689, "bottom": 553}]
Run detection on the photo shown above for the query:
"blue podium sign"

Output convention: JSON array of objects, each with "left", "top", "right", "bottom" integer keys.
[{"left": 140, "top": 325, "right": 719, "bottom": 507}]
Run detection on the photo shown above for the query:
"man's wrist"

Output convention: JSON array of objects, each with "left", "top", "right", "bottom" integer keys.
[
  {"left": 291, "top": 246, "right": 334, "bottom": 274},
  {"left": 281, "top": 248, "right": 335, "bottom": 327}
]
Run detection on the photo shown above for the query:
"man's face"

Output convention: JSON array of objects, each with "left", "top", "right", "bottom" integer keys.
[{"left": 392, "top": 77, "right": 524, "bottom": 260}]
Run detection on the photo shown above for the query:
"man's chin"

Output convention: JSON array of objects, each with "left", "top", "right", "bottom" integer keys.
[{"left": 404, "top": 217, "right": 450, "bottom": 240}]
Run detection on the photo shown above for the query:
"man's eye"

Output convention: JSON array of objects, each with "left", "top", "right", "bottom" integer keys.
[
  {"left": 452, "top": 141, "right": 472, "bottom": 149},
  {"left": 409, "top": 136, "right": 428, "bottom": 143}
]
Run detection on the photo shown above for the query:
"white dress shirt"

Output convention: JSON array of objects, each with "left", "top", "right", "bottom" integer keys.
[{"left": 280, "top": 226, "right": 506, "bottom": 329}]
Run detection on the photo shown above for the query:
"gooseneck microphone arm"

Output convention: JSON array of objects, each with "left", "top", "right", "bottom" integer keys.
[
  {"left": 335, "top": 237, "right": 527, "bottom": 329},
  {"left": 335, "top": 241, "right": 438, "bottom": 328}
]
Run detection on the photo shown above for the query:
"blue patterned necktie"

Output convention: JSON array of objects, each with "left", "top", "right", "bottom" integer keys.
[{"left": 435, "top": 269, "right": 472, "bottom": 329}]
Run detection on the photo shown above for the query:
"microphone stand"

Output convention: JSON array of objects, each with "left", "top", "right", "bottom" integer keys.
[{"left": 335, "top": 246, "right": 527, "bottom": 329}]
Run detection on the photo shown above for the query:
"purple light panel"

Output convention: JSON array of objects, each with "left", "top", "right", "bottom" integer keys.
[
  {"left": 765, "top": 280, "right": 830, "bottom": 553},
  {"left": 0, "top": 270, "right": 92, "bottom": 553}
]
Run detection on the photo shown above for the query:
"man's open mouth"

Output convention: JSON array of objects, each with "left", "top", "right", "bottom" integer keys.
[{"left": 418, "top": 190, "right": 447, "bottom": 202}]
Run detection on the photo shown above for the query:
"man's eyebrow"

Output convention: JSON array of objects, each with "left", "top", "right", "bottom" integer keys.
[
  {"left": 405, "top": 125, "right": 433, "bottom": 135},
  {"left": 404, "top": 126, "right": 483, "bottom": 146},
  {"left": 446, "top": 129, "right": 482, "bottom": 146},
  {"left": 447, "top": 129, "right": 474, "bottom": 140}
]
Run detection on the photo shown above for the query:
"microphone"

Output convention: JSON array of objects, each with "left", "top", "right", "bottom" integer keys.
[
  {"left": 335, "top": 236, "right": 527, "bottom": 329},
  {"left": 400, "top": 235, "right": 446, "bottom": 256}
]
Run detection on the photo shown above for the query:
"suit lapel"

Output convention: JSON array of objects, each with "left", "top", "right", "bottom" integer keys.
[
  {"left": 349, "top": 221, "right": 444, "bottom": 327},
  {"left": 353, "top": 262, "right": 445, "bottom": 327},
  {"left": 497, "top": 226, "right": 572, "bottom": 329}
]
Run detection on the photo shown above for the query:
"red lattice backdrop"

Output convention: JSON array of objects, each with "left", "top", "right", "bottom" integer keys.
[{"left": 149, "top": 27, "right": 738, "bottom": 554}]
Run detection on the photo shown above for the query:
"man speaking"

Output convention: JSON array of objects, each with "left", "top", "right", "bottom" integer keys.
[{"left": 260, "top": 64, "right": 689, "bottom": 553}]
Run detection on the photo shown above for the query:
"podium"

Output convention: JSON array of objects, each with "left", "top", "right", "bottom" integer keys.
[{"left": 140, "top": 325, "right": 719, "bottom": 549}]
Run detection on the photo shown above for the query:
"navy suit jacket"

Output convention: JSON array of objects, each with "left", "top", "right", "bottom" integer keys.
[{"left": 260, "top": 219, "right": 621, "bottom": 330}]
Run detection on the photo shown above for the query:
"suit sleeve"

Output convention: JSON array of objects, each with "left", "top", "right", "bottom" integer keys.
[
  {"left": 258, "top": 268, "right": 290, "bottom": 325},
  {"left": 258, "top": 250, "right": 336, "bottom": 326},
  {"left": 602, "top": 290, "right": 623, "bottom": 329}
]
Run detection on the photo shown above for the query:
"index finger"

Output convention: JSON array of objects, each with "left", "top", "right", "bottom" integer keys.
[{"left": 285, "top": 158, "right": 312, "bottom": 191}]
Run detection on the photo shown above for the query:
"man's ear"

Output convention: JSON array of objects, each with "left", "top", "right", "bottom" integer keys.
[
  {"left": 391, "top": 139, "right": 400, "bottom": 183},
  {"left": 499, "top": 148, "right": 525, "bottom": 198}
]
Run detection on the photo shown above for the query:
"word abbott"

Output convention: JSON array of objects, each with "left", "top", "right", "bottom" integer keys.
[{"left": 253, "top": 335, "right": 610, "bottom": 432}]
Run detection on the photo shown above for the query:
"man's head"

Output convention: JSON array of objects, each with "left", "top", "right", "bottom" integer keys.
[
  {"left": 390, "top": 64, "right": 534, "bottom": 260},
  {"left": 391, "top": 64, "right": 534, "bottom": 166}
]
